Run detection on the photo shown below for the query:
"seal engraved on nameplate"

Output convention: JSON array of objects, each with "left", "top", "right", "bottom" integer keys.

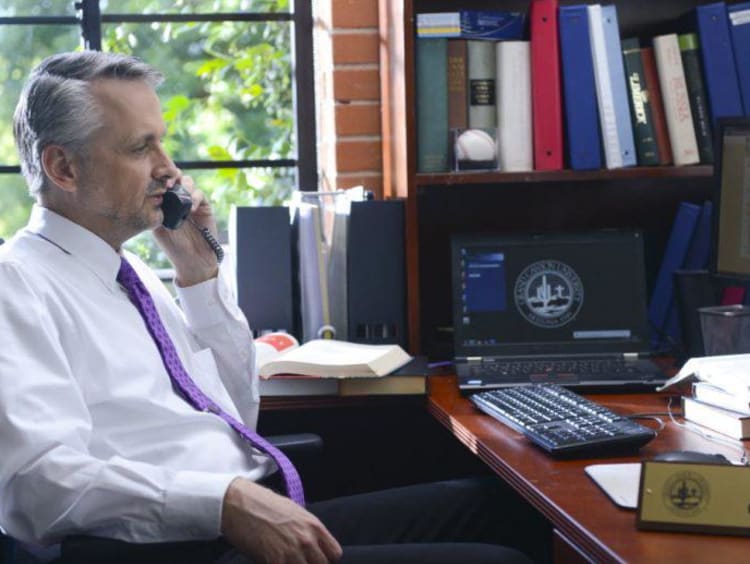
[
  {"left": 663, "top": 471, "right": 710, "bottom": 517},
  {"left": 514, "top": 260, "right": 584, "bottom": 328}
]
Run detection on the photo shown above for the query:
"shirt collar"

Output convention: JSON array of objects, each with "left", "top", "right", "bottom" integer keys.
[{"left": 27, "top": 204, "right": 123, "bottom": 290}]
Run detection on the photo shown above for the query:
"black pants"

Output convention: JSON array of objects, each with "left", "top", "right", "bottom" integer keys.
[{"left": 60, "top": 477, "right": 552, "bottom": 564}]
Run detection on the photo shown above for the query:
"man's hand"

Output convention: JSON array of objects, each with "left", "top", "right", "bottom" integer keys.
[
  {"left": 221, "top": 478, "right": 342, "bottom": 564},
  {"left": 153, "top": 175, "right": 220, "bottom": 286}
]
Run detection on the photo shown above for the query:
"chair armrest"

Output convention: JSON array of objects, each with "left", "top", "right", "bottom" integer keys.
[{"left": 266, "top": 433, "right": 323, "bottom": 454}]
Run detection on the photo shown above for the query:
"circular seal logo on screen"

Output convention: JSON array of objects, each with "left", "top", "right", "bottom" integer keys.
[
  {"left": 663, "top": 471, "right": 710, "bottom": 517},
  {"left": 514, "top": 260, "right": 583, "bottom": 328}
]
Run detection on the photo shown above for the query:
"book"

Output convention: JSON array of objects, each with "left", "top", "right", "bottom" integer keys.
[
  {"left": 728, "top": 2, "right": 750, "bottom": 116},
  {"left": 693, "top": 381, "right": 750, "bottom": 414},
  {"left": 338, "top": 374, "right": 427, "bottom": 396},
  {"left": 255, "top": 333, "right": 336, "bottom": 396},
  {"left": 588, "top": 4, "right": 635, "bottom": 169},
  {"left": 678, "top": 33, "right": 714, "bottom": 163},
  {"left": 657, "top": 353, "right": 750, "bottom": 395},
  {"left": 599, "top": 5, "right": 637, "bottom": 168},
  {"left": 416, "top": 10, "right": 526, "bottom": 40},
  {"left": 259, "top": 375, "right": 339, "bottom": 397},
  {"left": 648, "top": 201, "right": 702, "bottom": 349},
  {"left": 256, "top": 334, "right": 425, "bottom": 396},
  {"left": 641, "top": 47, "right": 673, "bottom": 165},
  {"left": 695, "top": 2, "right": 744, "bottom": 125},
  {"left": 653, "top": 34, "right": 700, "bottom": 166},
  {"left": 495, "top": 41, "right": 533, "bottom": 172},
  {"left": 621, "top": 37, "right": 659, "bottom": 166},
  {"left": 559, "top": 5, "right": 603, "bottom": 171},
  {"left": 257, "top": 338, "right": 412, "bottom": 379},
  {"left": 722, "top": 286, "right": 747, "bottom": 305},
  {"left": 530, "top": 0, "right": 563, "bottom": 171},
  {"left": 259, "top": 373, "right": 427, "bottom": 397},
  {"left": 416, "top": 37, "right": 449, "bottom": 172},
  {"left": 682, "top": 396, "right": 750, "bottom": 440},
  {"left": 467, "top": 40, "right": 496, "bottom": 129},
  {"left": 447, "top": 39, "right": 469, "bottom": 131}
]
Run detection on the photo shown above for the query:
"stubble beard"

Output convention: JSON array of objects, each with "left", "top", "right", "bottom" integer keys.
[{"left": 76, "top": 174, "right": 159, "bottom": 242}]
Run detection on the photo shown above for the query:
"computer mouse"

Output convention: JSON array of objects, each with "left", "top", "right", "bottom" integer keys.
[{"left": 650, "top": 450, "right": 731, "bottom": 465}]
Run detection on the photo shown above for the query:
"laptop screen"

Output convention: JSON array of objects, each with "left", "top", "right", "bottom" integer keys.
[{"left": 451, "top": 230, "right": 652, "bottom": 359}]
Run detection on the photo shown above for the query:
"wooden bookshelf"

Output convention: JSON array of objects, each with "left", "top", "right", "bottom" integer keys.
[
  {"left": 416, "top": 165, "right": 713, "bottom": 186},
  {"left": 379, "top": 0, "right": 732, "bottom": 357}
]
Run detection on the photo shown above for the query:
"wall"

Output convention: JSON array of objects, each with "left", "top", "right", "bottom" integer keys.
[{"left": 315, "top": 0, "right": 384, "bottom": 198}]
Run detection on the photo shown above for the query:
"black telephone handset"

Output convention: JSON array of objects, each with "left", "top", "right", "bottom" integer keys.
[{"left": 161, "top": 185, "right": 224, "bottom": 262}]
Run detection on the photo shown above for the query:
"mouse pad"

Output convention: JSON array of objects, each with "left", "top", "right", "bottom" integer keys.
[{"left": 585, "top": 463, "right": 641, "bottom": 509}]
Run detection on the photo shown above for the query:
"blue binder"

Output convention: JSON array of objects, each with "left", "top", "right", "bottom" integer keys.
[
  {"left": 683, "top": 200, "right": 714, "bottom": 270},
  {"left": 559, "top": 5, "right": 603, "bottom": 170},
  {"left": 601, "top": 5, "right": 637, "bottom": 168},
  {"left": 648, "top": 201, "right": 701, "bottom": 350},
  {"left": 696, "top": 2, "right": 744, "bottom": 124},
  {"left": 728, "top": 2, "right": 750, "bottom": 116},
  {"left": 662, "top": 201, "right": 714, "bottom": 346}
]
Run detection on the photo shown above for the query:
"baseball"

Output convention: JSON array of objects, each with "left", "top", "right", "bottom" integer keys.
[{"left": 455, "top": 129, "right": 496, "bottom": 162}]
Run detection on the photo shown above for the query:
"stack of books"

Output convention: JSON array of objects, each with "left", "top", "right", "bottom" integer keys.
[
  {"left": 659, "top": 354, "right": 750, "bottom": 439},
  {"left": 683, "top": 382, "right": 750, "bottom": 440}
]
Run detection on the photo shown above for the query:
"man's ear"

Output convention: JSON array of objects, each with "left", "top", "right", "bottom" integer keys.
[{"left": 41, "top": 144, "right": 79, "bottom": 193}]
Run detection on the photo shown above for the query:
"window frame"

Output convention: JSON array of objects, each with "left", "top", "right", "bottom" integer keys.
[{"left": 0, "top": 0, "right": 318, "bottom": 189}]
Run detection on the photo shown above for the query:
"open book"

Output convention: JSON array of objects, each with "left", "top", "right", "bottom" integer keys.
[
  {"left": 656, "top": 353, "right": 750, "bottom": 396},
  {"left": 255, "top": 333, "right": 412, "bottom": 378}
]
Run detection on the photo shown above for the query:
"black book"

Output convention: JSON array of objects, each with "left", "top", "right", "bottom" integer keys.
[
  {"left": 621, "top": 38, "right": 659, "bottom": 166},
  {"left": 679, "top": 33, "right": 714, "bottom": 164}
]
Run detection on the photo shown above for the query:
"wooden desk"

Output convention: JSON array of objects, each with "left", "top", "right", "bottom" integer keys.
[{"left": 428, "top": 375, "right": 750, "bottom": 563}]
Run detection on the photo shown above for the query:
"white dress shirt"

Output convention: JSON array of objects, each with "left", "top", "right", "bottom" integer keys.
[{"left": 0, "top": 206, "right": 275, "bottom": 547}]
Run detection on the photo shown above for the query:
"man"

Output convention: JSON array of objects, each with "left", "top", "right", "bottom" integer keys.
[{"left": 0, "top": 51, "right": 548, "bottom": 563}]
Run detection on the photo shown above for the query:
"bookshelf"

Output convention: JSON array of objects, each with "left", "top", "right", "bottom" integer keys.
[{"left": 379, "top": 0, "right": 735, "bottom": 358}]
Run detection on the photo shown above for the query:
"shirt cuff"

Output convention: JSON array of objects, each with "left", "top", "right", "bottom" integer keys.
[
  {"left": 177, "top": 265, "right": 239, "bottom": 330},
  {"left": 162, "top": 471, "right": 238, "bottom": 540}
]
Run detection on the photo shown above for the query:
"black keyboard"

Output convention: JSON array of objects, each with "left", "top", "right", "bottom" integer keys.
[{"left": 470, "top": 384, "right": 656, "bottom": 456}]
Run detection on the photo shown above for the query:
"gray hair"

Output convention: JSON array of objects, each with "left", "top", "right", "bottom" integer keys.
[{"left": 13, "top": 51, "right": 164, "bottom": 196}]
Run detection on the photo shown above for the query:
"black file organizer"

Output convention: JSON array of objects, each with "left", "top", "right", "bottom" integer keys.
[{"left": 231, "top": 200, "right": 407, "bottom": 347}]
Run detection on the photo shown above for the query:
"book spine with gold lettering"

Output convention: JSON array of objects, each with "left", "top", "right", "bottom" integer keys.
[
  {"left": 447, "top": 39, "right": 469, "bottom": 131},
  {"left": 621, "top": 37, "right": 659, "bottom": 166},
  {"left": 467, "top": 39, "right": 497, "bottom": 129}
]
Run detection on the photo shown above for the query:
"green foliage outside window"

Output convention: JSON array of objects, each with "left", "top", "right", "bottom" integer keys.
[{"left": 0, "top": 0, "right": 298, "bottom": 269}]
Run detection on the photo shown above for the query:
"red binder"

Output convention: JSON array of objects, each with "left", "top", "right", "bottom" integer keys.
[{"left": 530, "top": 0, "right": 563, "bottom": 170}]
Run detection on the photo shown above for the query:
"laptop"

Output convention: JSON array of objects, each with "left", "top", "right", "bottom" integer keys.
[{"left": 451, "top": 229, "right": 667, "bottom": 391}]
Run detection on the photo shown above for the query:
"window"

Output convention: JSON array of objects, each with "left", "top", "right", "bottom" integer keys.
[{"left": 0, "top": 0, "right": 316, "bottom": 265}]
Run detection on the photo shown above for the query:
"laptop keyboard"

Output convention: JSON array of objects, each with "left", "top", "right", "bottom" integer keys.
[
  {"left": 471, "top": 357, "right": 644, "bottom": 378},
  {"left": 470, "top": 384, "right": 656, "bottom": 456}
]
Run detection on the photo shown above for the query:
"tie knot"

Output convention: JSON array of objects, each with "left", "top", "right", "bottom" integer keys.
[{"left": 117, "top": 256, "right": 140, "bottom": 290}]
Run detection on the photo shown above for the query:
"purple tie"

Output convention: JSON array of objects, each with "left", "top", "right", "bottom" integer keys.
[{"left": 117, "top": 257, "right": 305, "bottom": 505}]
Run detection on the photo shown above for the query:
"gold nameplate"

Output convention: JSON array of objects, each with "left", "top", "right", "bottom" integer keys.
[{"left": 637, "top": 461, "right": 750, "bottom": 536}]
